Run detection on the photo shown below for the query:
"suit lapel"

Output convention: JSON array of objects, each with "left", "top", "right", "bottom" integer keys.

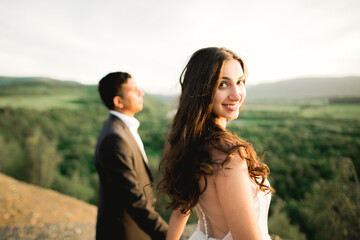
[{"left": 111, "top": 115, "right": 153, "bottom": 180}]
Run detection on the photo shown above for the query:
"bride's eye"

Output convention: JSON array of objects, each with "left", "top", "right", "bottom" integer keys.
[
  {"left": 237, "top": 80, "right": 245, "bottom": 86},
  {"left": 219, "top": 81, "right": 228, "bottom": 89}
]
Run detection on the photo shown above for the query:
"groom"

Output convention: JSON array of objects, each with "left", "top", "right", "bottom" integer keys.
[{"left": 94, "top": 72, "right": 168, "bottom": 240}]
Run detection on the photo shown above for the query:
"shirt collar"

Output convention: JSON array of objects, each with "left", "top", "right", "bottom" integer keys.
[{"left": 110, "top": 110, "right": 140, "bottom": 130}]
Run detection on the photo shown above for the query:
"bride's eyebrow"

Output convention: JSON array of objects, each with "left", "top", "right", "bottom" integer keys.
[
  {"left": 221, "top": 76, "right": 232, "bottom": 81},
  {"left": 222, "top": 76, "right": 245, "bottom": 81}
]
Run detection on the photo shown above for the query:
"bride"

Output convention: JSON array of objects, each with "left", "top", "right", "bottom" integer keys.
[{"left": 158, "top": 47, "right": 273, "bottom": 240}]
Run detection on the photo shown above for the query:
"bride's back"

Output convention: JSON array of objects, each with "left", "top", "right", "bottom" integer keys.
[
  {"left": 196, "top": 173, "right": 229, "bottom": 239},
  {"left": 195, "top": 151, "right": 272, "bottom": 240}
]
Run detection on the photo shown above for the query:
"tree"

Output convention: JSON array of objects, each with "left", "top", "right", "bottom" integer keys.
[
  {"left": 301, "top": 158, "right": 360, "bottom": 240},
  {"left": 268, "top": 198, "right": 306, "bottom": 240},
  {"left": 25, "top": 127, "right": 62, "bottom": 188},
  {"left": 0, "top": 134, "right": 25, "bottom": 179}
]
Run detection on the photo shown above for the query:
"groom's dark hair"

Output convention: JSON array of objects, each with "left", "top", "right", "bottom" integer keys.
[{"left": 98, "top": 71, "right": 132, "bottom": 110}]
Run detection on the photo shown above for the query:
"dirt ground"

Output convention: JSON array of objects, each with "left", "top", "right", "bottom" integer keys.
[
  {"left": 0, "top": 173, "right": 196, "bottom": 240},
  {"left": 0, "top": 173, "right": 97, "bottom": 239}
]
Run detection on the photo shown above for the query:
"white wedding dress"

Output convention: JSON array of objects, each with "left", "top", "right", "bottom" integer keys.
[{"left": 188, "top": 179, "right": 271, "bottom": 240}]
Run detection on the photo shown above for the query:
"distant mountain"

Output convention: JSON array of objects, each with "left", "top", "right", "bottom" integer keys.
[
  {"left": 0, "top": 76, "right": 91, "bottom": 96},
  {"left": 246, "top": 76, "right": 360, "bottom": 101},
  {"left": 0, "top": 76, "right": 83, "bottom": 87}
]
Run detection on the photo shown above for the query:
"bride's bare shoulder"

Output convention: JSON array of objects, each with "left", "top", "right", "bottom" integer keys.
[{"left": 210, "top": 145, "right": 247, "bottom": 177}]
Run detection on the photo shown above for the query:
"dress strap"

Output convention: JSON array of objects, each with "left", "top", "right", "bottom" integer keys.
[{"left": 198, "top": 204, "right": 209, "bottom": 240}]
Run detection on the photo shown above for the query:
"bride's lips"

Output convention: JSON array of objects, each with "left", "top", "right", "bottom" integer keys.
[{"left": 222, "top": 103, "right": 240, "bottom": 111}]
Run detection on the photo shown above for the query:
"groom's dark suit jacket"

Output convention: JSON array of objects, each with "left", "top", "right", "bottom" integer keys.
[{"left": 94, "top": 114, "right": 167, "bottom": 240}]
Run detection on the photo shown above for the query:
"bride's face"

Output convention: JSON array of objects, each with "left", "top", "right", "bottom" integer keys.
[{"left": 212, "top": 59, "right": 246, "bottom": 128}]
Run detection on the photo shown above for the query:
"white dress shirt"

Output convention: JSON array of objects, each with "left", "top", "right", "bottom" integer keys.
[{"left": 110, "top": 110, "right": 147, "bottom": 162}]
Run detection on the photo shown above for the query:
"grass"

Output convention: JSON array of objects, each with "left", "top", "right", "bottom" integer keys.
[
  {"left": 243, "top": 103, "right": 302, "bottom": 112},
  {"left": 298, "top": 104, "right": 360, "bottom": 120},
  {"left": 243, "top": 102, "right": 359, "bottom": 120}
]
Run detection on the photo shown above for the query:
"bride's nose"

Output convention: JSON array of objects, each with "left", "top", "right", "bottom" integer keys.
[{"left": 229, "top": 86, "right": 241, "bottom": 101}]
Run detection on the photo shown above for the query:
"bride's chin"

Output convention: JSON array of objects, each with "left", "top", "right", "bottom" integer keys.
[{"left": 228, "top": 112, "right": 239, "bottom": 119}]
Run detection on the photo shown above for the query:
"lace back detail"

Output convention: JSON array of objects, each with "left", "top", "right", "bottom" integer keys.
[
  {"left": 197, "top": 204, "right": 232, "bottom": 240},
  {"left": 198, "top": 204, "right": 209, "bottom": 240}
]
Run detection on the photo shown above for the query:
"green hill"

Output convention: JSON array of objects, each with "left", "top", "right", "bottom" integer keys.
[
  {"left": 0, "top": 76, "right": 96, "bottom": 110},
  {"left": 246, "top": 76, "right": 360, "bottom": 102},
  {"left": 0, "top": 76, "right": 88, "bottom": 96},
  {"left": 0, "top": 76, "right": 170, "bottom": 111},
  {"left": 0, "top": 76, "right": 82, "bottom": 87}
]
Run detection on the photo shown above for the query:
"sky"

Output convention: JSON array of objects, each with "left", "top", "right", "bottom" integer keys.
[{"left": 0, "top": 0, "right": 359, "bottom": 94}]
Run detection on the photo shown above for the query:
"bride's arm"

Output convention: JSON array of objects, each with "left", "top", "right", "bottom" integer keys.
[
  {"left": 215, "top": 153, "right": 262, "bottom": 240},
  {"left": 166, "top": 208, "right": 190, "bottom": 240}
]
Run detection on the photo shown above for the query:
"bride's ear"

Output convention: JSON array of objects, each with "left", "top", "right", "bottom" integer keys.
[{"left": 113, "top": 96, "right": 123, "bottom": 109}]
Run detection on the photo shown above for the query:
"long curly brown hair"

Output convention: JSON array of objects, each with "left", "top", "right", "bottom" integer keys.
[{"left": 158, "top": 47, "right": 272, "bottom": 214}]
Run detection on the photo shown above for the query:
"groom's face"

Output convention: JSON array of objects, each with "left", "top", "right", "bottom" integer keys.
[{"left": 118, "top": 78, "right": 144, "bottom": 116}]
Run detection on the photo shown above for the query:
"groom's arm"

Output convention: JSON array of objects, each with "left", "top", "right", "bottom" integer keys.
[{"left": 99, "top": 134, "right": 168, "bottom": 239}]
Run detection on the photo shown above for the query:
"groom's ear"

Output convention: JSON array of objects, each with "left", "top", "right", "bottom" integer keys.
[{"left": 113, "top": 96, "right": 124, "bottom": 109}]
